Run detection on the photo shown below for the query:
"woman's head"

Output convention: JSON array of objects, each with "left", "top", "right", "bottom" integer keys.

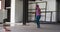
[{"left": 36, "top": 5, "right": 39, "bottom": 7}]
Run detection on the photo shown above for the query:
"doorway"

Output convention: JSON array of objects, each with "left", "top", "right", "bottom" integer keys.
[{"left": 4, "top": 0, "right": 11, "bottom": 23}]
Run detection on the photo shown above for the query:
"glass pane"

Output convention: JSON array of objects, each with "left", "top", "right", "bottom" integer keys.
[{"left": 0, "top": 1, "right": 1, "bottom": 9}]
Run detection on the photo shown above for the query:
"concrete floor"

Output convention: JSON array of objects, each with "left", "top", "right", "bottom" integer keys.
[
  {"left": 0, "top": 24, "right": 3, "bottom": 32},
  {"left": 10, "top": 23, "right": 60, "bottom": 32},
  {"left": 0, "top": 23, "right": 59, "bottom": 32}
]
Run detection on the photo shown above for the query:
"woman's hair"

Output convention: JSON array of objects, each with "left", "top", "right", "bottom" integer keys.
[
  {"left": 36, "top": 5, "right": 39, "bottom": 9},
  {"left": 36, "top": 5, "right": 39, "bottom": 7}
]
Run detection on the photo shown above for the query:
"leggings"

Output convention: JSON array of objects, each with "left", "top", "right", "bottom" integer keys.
[{"left": 36, "top": 15, "right": 41, "bottom": 28}]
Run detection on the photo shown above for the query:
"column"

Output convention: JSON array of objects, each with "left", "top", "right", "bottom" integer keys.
[
  {"left": 23, "top": 0, "right": 28, "bottom": 25},
  {"left": 10, "top": 0, "right": 15, "bottom": 26}
]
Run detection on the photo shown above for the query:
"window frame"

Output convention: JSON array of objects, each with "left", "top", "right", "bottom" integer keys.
[{"left": 0, "top": 0, "right": 5, "bottom": 10}]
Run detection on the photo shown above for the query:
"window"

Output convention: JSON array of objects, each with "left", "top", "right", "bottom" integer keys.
[{"left": 0, "top": 1, "right": 1, "bottom": 9}]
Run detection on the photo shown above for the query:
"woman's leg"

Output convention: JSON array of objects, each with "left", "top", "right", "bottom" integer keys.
[{"left": 36, "top": 16, "right": 40, "bottom": 28}]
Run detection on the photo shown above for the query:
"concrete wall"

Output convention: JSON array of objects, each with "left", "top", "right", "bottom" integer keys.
[
  {"left": 0, "top": 10, "right": 3, "bottom": 23},
  {"left": 0, "top": 0, "right": 5, "bottom": 23},
  {"left": 3, "top": 9, "right": 7, "bottom": 19},
  {"left": 15, "top": 0, "right": 23, "bottom": 23}
]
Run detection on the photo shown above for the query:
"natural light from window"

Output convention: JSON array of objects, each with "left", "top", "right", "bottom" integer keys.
[{"left": 0, "top": 1, "right": 1, "bottom": 9}]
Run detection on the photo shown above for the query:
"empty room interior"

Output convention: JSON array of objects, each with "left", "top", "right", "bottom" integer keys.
[{"left": 0, "top": 0, "right": 60, "bottom": 32}]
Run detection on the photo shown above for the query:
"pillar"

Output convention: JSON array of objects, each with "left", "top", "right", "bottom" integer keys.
[
  {"left": 23, "top": 0, "right": 28, "bottom": 25},
  {"left": 10, "top": 0, "right": 15, "bottom": 26}
]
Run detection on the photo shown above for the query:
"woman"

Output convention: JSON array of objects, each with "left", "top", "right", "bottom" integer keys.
[{"left": 35, "top": 4, "right": 41, "bottom": 28}]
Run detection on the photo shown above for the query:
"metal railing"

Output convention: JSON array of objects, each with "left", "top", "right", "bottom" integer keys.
[{"left": 28, "top": 11, "right": 56, "bottom": 23}]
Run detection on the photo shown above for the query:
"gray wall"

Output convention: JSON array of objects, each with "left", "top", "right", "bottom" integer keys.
[
  {"left": 3, "top": 9, "right": 7, "bottom": 20},
  {"left": 0, "top": 0, "right": 5, "bottom": 23},
  {"left": 0, "top": 10, "right": 3, "bottom": 23},
  {"left": 15, "top": 0, "right": 23, "bottom": 23}
]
